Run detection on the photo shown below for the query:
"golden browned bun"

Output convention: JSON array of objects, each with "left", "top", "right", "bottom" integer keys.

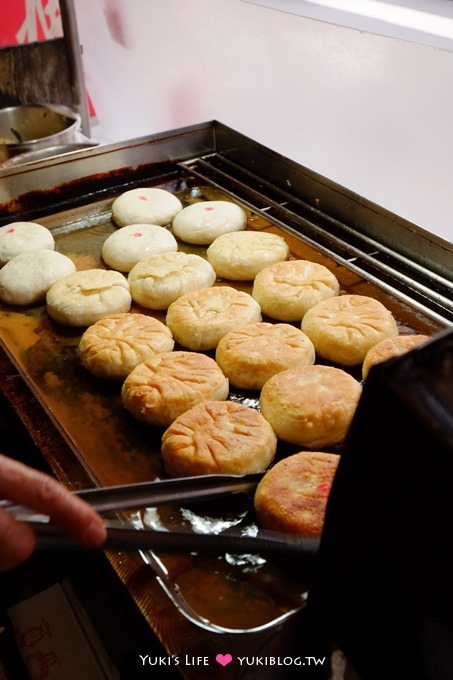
[
  {"left": 252, "top": 259, "right": 340, "bottom": 321},
  {"left": 46, "top": 269, "right": 131, "bottom": 327},
  {"left": 166, "top": 285, "right": 262, "bottom": 351},
  {"left": 362, "top": 333, "right": 430, "bottom": 379},
  {"left": 111, "top": 188, "right": 183, "bottom": 227},
  {"left": 78, "top": 313, "right": 174, "bottom": 380},
  {"left": 301, "top": 294, "right": 399, "bottom": 365},
  {"left": 121, "top": 351, "right": 229, "bottom": 428},
  {"left": 161, "top": 400, "right": 277, "bottom": 477},
  {"left": 259, "top": 365, "right": 361, "bottom": 448},
  {"left": 128, "top": 251, "right": 216, "bottom": 310},
  {"left": 215, "top": 322, "right": 315, "bottom": 390},
  {"left": 206, "top": 231, "right": 289, "bottom": 280},
  {"left": 254, "top": 451, "right": 340, "bottom": 537},
  {"left": 171, "top": 200, "right": 247, "bottom": 245}
]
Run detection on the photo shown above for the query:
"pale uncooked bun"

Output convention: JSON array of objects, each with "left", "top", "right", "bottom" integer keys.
[
  {"left": 301, "top": 294, "right": 399, "bottom": 366},
  {"left": 259, "top": 364, "right": 362, "bottom": 448},
  {"left": 254, "top": 451, "right": 340, "bottom": 538},
  {"left": 78, "top": 313, "right": 174, "bottom": 380},
  {"left": 46, "top": 269, "right": 131, "bottom": 327},
  {"left": 206, "top": 230, "right": 289, "bottom": 280},
  {"left": 161, "top": 400, "right": 277, "bottom": 477},
  {"left": 362, "top": 333, "right": 430, "bottom": 379},
  {"left": 0, "top": 249, "right": 76, "bottom": 305},
  {"left": 121, "top": 351, "right": 229, "bottom": 428},
  {"left": 128, "top": 251, "right": 216, "bottom": 310},
  {"left": 215, "top": 322, "right": 315, "bottom": 390},
  {"left": 101, "top": 224, "right": 177, "bottom": 272},
  {"left": 171, "top": 200, "right": 247, "bottom": 245},
  {"left": 111, "top": 188, "right": 183, "bottom": 227},
  {"left": 0, "top": 222, "right": 55, "bottom": 266},
  {"left": 166, "top": 285, "right": 262, "bottom": 351},
  {"left": 252, "top": 259, "right": 340, "bottom": 321}
]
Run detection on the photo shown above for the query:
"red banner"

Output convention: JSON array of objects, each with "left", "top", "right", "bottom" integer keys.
[{"left": 0, "top": 0, "right": 63, "bottom": 47}]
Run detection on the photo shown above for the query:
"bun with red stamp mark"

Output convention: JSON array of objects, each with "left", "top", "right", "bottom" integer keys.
[
  {"left": 111, "top": 188, "right": 183, "bottom": 227},
  {"left": 0, "top": 221, "right": 54, "bottom": 266},
  {"left": 254, "top": 451, "right": 340, "bottom": 538},
  {"left": 102, "top": 223, "right": 177, "bottom": 272},
  {"left": 171, "top": 200, "right": 247, "bottom": 245}
]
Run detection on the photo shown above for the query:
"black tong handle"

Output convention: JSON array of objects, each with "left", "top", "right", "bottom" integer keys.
[{"left": 33, "top": 520, "right": 320, "bottom": 557}]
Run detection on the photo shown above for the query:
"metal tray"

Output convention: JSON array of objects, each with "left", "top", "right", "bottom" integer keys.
[
  {"left": 0, "top": 178, "right": 316, "bottom": 634},
  {"left": 0, "top": 122, "right": 450, "bottom": 640}
]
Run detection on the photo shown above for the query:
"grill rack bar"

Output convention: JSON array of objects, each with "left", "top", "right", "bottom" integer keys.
[{"left": 180, "top": 154, "right": 453, "bottom": 326}]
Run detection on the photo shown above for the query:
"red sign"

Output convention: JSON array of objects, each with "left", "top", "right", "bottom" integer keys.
[{"left": 0, "top": 0, "right": 62, "bottom": 47}]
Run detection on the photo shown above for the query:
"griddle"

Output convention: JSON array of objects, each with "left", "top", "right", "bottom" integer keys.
[{"left": 0, "top": 121, "right": 452, "bottom": 679}]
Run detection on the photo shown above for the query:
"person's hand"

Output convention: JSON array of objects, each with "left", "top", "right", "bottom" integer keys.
[{"left": 0, "top": 453, "right": 107, "bottom": 572}]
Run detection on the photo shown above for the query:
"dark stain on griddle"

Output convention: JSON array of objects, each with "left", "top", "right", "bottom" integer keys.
[{"left": 0, "top": 161, "right": 182, "bottom": 224}]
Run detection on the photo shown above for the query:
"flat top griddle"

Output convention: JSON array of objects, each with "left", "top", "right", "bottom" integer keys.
[{"left": 0, "top": 121, "right": 451, "bottom": 678}]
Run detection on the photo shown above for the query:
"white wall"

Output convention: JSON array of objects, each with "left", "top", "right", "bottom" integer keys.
[{"left": 74, "top": 0, "right": 453, "bottom": 243}]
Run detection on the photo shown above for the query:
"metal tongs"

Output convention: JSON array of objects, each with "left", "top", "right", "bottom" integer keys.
[{"left": 2, "top": 473, "right": 319, "bottom": 558}]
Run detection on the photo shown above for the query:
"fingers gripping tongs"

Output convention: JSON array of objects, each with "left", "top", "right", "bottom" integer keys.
[{"left": 2, "top": 473, "right": 319, "bottom": 558}]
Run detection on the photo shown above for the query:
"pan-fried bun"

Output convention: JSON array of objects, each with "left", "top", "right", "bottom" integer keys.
[
  {"left": 128, "top": 251, "right": 216, "bottom": 310},
  {"left": 166, "top": 285, "right": 262, "bottom": 351},
  {"left": 301, "top": 294, "right": 399, "bottom": 365},
  {"left": 121, "top": 351, "right": 229, "bottom": 428},
  {"left": 0, "top": 249, "right": 76, "bottom": 305},
  {"left": 101, "top": 223, "right": 177, "bottom": 272},
  {"left": 206, "top": 231, "right": 289, "bottom": 280},
  {"left": 252, "top": 259, "right": 340, "bottom": 321},
  {"left": 362, "top": 333, "right": 430, "bottom": 379},
  {"left": 46, "top": 269, "right": 131, "bottom": 327},
  {"left": 161, "top": 400, "right": 277, "bottom": 477},
  {"left": 79, "top": 313, "right": 174, "bottom": 380},
  {"left": 259, "top": 365, "right": 361, "bottom": 448},
  {"left": 171, "top": 200, "right": 247, "bottom": 245},
  {"left": 215, "top": 322, "right": 315, "bottom": 390},
  {"left": 112, "top": 188, "right": 183, "bottom": 227},
  {"left": 254, "top": 451, "right": 340, "bottom": 537},
  {"left": 0, "top": 221, "right": 54, "bottom": 266}
]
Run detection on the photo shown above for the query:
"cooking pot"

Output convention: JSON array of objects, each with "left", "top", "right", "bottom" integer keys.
[{"left": 0, "top": 104, "right": 82, "bottom": 161}]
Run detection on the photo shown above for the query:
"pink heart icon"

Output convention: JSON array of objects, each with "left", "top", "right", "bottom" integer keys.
[{"left": 216, "top": 653, "right": 233, "bottom": 667}]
